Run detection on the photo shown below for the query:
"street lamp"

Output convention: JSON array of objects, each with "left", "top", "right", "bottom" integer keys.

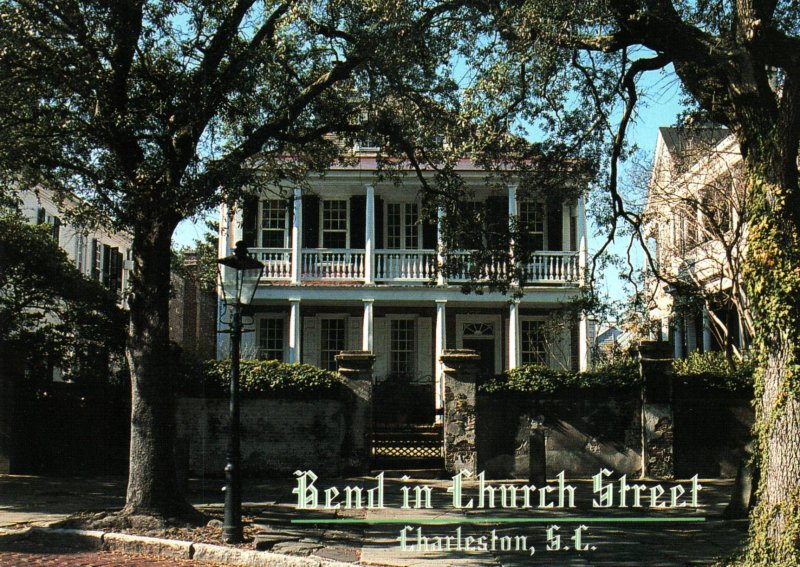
[{"left": 217, "top": 241, "right": 264, "bottom": 543}]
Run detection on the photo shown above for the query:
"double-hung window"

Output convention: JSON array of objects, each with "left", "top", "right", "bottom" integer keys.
[
  {"left": 258, "top": 318, "right": 284, "bottom": 361},
  {"left": 521, "top": 320, "right": 548, "bottom": 365},
  {"left": 520, "top": 201, "right": 546, "bottom": 250},
  {"left": 322, "top": 200, "right": 348, "bottom": 248},
  {"left": 320, "top": 318, "right": 347, "bottom": 371},
  {"left": 390, "top": 319, "right": 416, "bottom": 377},
  {"left": 386, "top": 203, "right": 420, "bottom": 249},
  {"left": 260, "top": 200, "right": 287, "bottom": 248}
]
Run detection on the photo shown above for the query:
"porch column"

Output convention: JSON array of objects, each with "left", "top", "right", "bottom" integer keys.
[
  {"left": 577, "top": 194, "right": 587, "bottom": 284},
  {"left": 579, "top": 313, "right": 589, "bottom": 371},
  {"left": 562, "top": 202, "right": 572, "bottom": 251},
  {"left": 508, "top": 300, "right": 520, "bottom": 369},
  {"left": 702, "top": 309, "right": 713, "bottom": 352},
  {"left": 436, "top": 207, "right": 446, "bottom": 286},
  {"left": 508, "top": 184, "right": 518, "bottom": 263},
  {"left": 365, "top": 184, "right": 375, "bottom": 284},
  {"left": 291, "top": 187, "right": 302, "bottom": 284},
  {"left": 288, "top": 298, "right": 301, "bottom": 363},
  {"left": 362, "top": 299, "right": 374, "bottom": 351},
  {"left": 435, "top": 299, "right": 447, "bottom": 421}
]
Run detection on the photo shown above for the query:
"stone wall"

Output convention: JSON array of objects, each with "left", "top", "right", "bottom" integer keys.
[
  {"left": 176, "top": 397, "right": 348, "bottom": 476},
  {"left": 477, "top": 395, "right": 642, "bottom": 479},
  {"left": 477, "top": 392, "right": 753, "bottom": 479}
]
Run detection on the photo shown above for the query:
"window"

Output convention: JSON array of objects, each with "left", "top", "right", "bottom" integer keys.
[
  {"left": 320, "top": 318, "right": 347, "bottom": 371},
  {"left": 322, "top": 200, "right": 348, "bottom": 248},
  {"left": 260, "top": 200, "right": 287, "bottom": 248},
  {"left": 386, "top": 203, "right": 420, "bottom": 249},
  {"left": 520, "top": 201, "right": 545, "bottom": 250},
  {"left": 390, "top": 319, "right": 416, "bottom": 376},
  {"left": 521, "top": 320, "right": 547, "bottom": 365},
  {"left": 74, "top": 233, "right": 86, "bottom": 273},
  {"left": 258, "top": 318, "right": 284, "bottom": 361}
]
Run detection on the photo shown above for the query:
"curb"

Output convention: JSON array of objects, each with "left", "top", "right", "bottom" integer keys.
[{"left": 0, "top": 527, "right": 357, "bottom": 566}]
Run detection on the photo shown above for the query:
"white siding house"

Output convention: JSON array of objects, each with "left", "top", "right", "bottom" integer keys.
[{"left": 218, "top": 154, "right": 590, "bottom": 419}]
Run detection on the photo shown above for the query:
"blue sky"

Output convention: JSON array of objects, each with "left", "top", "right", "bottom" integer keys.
[{"left": 173, "top": 66, "right": 686, "bottom": 305}]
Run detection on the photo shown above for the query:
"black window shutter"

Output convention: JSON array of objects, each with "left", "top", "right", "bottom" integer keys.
[
  {"left": 547, "top": 203, "right": 563, "bottom": 251},
  {"left": 102, "top": 244, "right": 112, "bottom": 286},
  {"left": 90, "top": 239, "right": 99, "bottom": 280},
  {"left": 302, "top": 195, "right": 319, "bottom": 248},
  {"left": 36, "top": 207, "right": 46, "bottom": 225},
  {"left": 486, "top": 196, "right": 508, "bottom": 248},
  {"left": 52, "top": 216, "right": 61, "bottom": 241},
  {"left": 422, "top": 215, "right": 438, "bottom": 250},
  {"left": 349, "top": 195, "right": 366, "bottom": 249},
  {"left": 374, "top": 197, "right": 384, "bottom": 249},
  {"left": 241, "top": 196, "right": 258, "bottom": 248},
  {"left": 113, "top": 248, "right": 123, "bottom": 290}
]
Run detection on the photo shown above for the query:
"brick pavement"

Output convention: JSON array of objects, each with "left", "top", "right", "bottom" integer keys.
[{"left": 0, "top": 540, "right": 224, "bottom": 566}]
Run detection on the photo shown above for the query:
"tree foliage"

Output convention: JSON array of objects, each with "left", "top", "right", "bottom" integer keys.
[{"left": 0, "top": 206, "right": 124, "bottom": 387}]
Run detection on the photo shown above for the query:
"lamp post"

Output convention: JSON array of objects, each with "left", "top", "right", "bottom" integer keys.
[{"left": 217, "top": 241, "right": 264, "bottom": 544}]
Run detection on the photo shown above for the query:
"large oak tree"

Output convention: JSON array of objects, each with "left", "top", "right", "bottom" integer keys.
[
  {"left": 0, "top": 0, "right": 468, "bottom": 520},
  {"left": 470, "top": 0, "right": 800, "bottom": 562}
]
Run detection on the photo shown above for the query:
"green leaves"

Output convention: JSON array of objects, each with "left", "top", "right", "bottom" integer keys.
[{"left": 179, "top": 358, "right": 345, "bottom": 398}]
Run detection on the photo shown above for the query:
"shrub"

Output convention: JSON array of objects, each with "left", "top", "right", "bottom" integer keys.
[
  {"left": 481, "top": 357, "right": 640, "bottom": 395},
  {"left": 177, "top": 359, "right": 345, "bottom": 398},
  {"left": 673, "top": 351, "right": 753, "bottom": 392}
]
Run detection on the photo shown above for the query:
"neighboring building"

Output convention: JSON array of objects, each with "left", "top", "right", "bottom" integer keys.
[
  {"left": 170, "top": 251, "right": 218, "bottom": 361},
  {"left": 19, "top": 187, "right": 133, "bottom": 296},
  {"left": 218, "top": 154, "right": 590, "bottom": 419},
  {"left": 645, "top": 127, "right": 749, "bottom": 359}
]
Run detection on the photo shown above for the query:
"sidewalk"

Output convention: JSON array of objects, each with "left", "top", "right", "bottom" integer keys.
[{"left": 0, "top": 474, "right": 748, "bottom": 565}]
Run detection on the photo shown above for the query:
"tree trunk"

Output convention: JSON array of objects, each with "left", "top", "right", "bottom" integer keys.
[
  {"left": 122, "top": 220, "right": 199, "bottom": 521},
  {"left": 742, "top": 156, "right": 800, "bottom": 563}
]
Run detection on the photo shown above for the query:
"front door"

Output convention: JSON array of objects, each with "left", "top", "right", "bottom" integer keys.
[{"left": 462, "top": 337, "right": 496, "bottom": 376}]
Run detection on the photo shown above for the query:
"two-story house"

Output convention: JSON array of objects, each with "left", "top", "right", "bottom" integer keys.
[
  {"left": 645, "top": 127, "right": 750, "bottom": 359},
  {"left": 218, "top": 154, "right": 589, "bottom": 420},
  {"left": 20, "top": 187, "right": 133, "bottom": 295}
]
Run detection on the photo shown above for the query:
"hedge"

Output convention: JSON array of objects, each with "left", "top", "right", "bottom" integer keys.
[
  {"left": 176, "top": 359, "right": 345, "bottom": 398},
  {"left": 481, "top": 351, "right": 753, "bottom": 395}
]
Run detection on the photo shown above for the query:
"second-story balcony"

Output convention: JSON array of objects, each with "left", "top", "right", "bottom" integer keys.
[{"left": 250, "top": 247, "right": 581, "bottom": 285}]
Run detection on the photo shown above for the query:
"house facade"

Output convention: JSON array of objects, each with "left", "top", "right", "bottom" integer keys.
[
  {"left": 218, "top": 155, "right": 589, "bottom": 419},
  {"left": 645, "top": 127, "right": 749, "bottom": 359},
  {"left": 19, "top": 187, "right": 133, "bottom": 296}
]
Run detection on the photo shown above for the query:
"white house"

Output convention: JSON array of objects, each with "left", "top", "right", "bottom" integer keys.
[
  {"left": 645, "top": 127, "right": 749, "bottom": 358},
  {"left": 19, "top": 187, "right": 134, "bottom": 296},
  {"left": 218, "top": 154, "right": 589, "bottom": 418}
]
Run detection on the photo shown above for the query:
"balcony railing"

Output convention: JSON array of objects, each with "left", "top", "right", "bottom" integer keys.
[{"left": 247, "top": 248, "right": 580, "bottom": 284}]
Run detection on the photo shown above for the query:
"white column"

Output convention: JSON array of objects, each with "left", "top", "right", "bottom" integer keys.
[
  {"left": 579, "top": 313, "right": 589, "bottom": 371},
  {"left": 365, "top": 184, "right": 375, "bottom": 284},
  {"left": 362, "top": 299, "right": 374, "bottom": 351},
  {"left": 291, "top": 187, "right": 302, "bottom": 284},
  {"left": 508, "top": 184, "right": 518, "bottom": 259},
  {"left": 436, "top": 207, "right": 446, "bottom": 286},
  {"left": 435, "top": 300, "right": 447, "bottom": 420},
  {"left": 577, "top": 194, "right": 587, "bottom": 284},
  {"left": 289, "top": 298, "right": 301, "bottom": 363},
  {"left": 702, "top": 308, "right": 713, "bottom": 352},
  {"left": 508, "top": 300, "right": 520, "bottom": 370}
]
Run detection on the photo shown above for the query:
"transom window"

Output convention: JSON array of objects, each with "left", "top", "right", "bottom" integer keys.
[
  {"left": 258, "top": 318, "right": 284, "bottom": 361},
  {"left": 320, "top": 318, "right": 347, "bottom": 371},
  {"left": 260, "top": 200, "right": 287, "bottom": 248},
  {"left": 521, "top": 320, "right": 547, "bottom": 365},
  {"left": 322, "top": 200, "right": 348, "bottom": 248},
  {"left": 386, "top": 203, "right": 420, "bottom": 249},
  {"left": 390, "top": 319, "right": 416, "bottom": 377},
  {"left": 463, "top": 323, "right": 494, "bottom": 337},
  {"left": 520, "top": 201, "right": 545, "bottom": 250}
]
